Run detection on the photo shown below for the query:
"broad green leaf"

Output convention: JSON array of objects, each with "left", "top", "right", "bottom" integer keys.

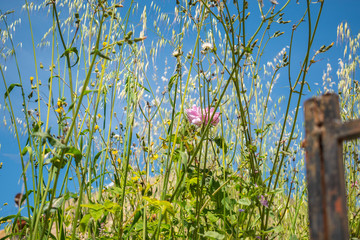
[
  {"left": 50, "top": 157, "right": 67, "bottom": 169},
  {"left": 89, "top": 208, "right": 104, "bottom": 221},
  {"left": 203, "top": 231, "right": 225, "bottom": 240},
  {"left": 32, "top": 131, "right": 68, "bottom": 150},
  {"left": 238, "top": 197, "right": 251, "bottom": 206},
  {"left": 79, "top": 213, "right": 91, "bottom": 232},
  {"left": 43, "top": 195, "right": 65, "bottom": 213},
  {"left": 104, "top": 200, "right": 120, "bottom": 213},
  {"left": 142, "top": 196, "right": 156, "bottom": 205},
  {"left": 52, "top": 196, "right": 65, "bottom": 210},
  {"left": 206, "top": 212, "right": 218, "bottom": 223},
  {"left": 64, "top": 146, "right": 82, "bottom": 165},
  {"left": 142, "top": 197, "right": 175, "bottom": 215},
  {"left": 188, "top": 177, "right": 198, "bottom": 185},
  {"left": 159, "top": 200, "right": 175, "bottom": 215},
  {"left": 214, "top": 137, "right": 228, "bottom": 155},
  {"left": 81, "top": 203, "right": 104, "bottom": 211},
  {"left": 221, "top": 197, "right": 236, "bottom": 211}
]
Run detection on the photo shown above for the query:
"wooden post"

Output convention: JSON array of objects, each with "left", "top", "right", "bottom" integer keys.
[{"left": 304, "top": 93, "right": 360, "bottom": 239}]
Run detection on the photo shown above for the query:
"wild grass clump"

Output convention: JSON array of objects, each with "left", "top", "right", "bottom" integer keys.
[{"left": 2, "top": 0, "right": 357, "bottom": 239}]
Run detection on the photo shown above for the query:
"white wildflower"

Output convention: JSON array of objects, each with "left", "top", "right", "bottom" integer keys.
[
  {"left": 172, "top": 48, "right": 182, "bottom": 58},
  {"left": 78, "top": 85, "right": 89, "bottom": 94},
  {"left": 202, "top": 42, "right": 213, "bottom": 51}
]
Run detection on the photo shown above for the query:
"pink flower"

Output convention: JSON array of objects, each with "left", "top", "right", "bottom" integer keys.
[{"left": 185, "top": 105, "right": 220, "bottom": 127}]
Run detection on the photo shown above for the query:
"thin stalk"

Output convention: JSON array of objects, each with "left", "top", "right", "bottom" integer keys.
[{"left": 70, "top": 14, "right": 107, "bottom": 239}]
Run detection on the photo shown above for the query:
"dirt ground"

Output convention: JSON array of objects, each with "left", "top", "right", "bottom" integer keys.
[{"left": 0, "top": 229, "right": 5, "bottom": 238}]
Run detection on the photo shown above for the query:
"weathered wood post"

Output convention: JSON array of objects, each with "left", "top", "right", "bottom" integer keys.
[{"left": 304, "top": 93, "right": 360, "bottom": 239}]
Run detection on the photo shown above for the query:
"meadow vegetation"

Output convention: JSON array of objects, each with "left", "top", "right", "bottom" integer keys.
[{"left": 0, "top": 0, "right": 359, "bottom": 239}]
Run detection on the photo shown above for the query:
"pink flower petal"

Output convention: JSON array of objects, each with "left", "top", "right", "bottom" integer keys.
[{"left": 185, "top": 105, "right": 220, "bottom": 127}]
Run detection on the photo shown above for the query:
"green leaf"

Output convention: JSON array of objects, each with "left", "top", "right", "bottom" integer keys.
[
  {"left": 60, "top": 47, "right": 79, "bottom": 67},
  {"left": 221, "top": 197, "right": 236, "bottom": 211},
  {"left": 168, "top": 92, "right": 175, "bottom": 108},
  {"left": 264, "top": 225, "right": 283, "bottom": 234},
  {"left": 0, "top": 215, "right": 18, "bottom": 223},
  {"left": 81, "top": 203, "right": 104, "bottom": 211},
  {"left": 89, "top": 208, "right": 104, "bottom": 221},
  {"left": 142, "top": 196, "right": 156, "bottom": 205},
  {"left": 238, "top": 197, "right": 251, "bottom": 206},
  {"left": 168, "top": 134, "right": 181, "bottom": 144},
  {"left": 214, "top": 137, "right": 228, "bottom": 155},
  {"left": 290, "top": 234, "right": 299, "bottom": 240},
  {"left": 129, "top": 209, "right": 142, "bottom": 229},
  {"left": 64, "top": 146, "right": 82, "bottom": 165},
  {"left": 142, "top": 197, "right": 175, "bottom": 215},
  {"left": 292, "top": 90, "right": 305, "bottom": 95},
  {"left": 269, "top": 188, "right": 284, "bottom": 195},
  {"left": 247, "top": 143, "right": 257, "bottom": 153},
  {"left": 21, "top": 146, "right": 33, "bottom": 157},
  {"left": 83, "top": 89, "right": 98, "bottom": 96},
  {"left": 67, "top": 101, "right": 76, "bottom": 112},
  {"left": 43, "top": 195, "right": 65, "bottom": 213},
  {"left": 103, "top": 200, "right": 120, "bottom": 213},
  {"left": 20, "top": 190, "right": 33, "bottom": 206},
  {"left": 180, "top": 150, "right": 188, "bottom": 165},
  {"left": 108, "top": 186, "right": 122, "bottom": 195},
  {"left": 79, "top": 213, "right": 91, "bottom": 232},
  {"left": 91, "top": 49, "right": 111, "bottom": 61},
  {"left": 206, "top": 212, "right": 219, "bottom": 223},
  {"left": 188, "top": 177, "right": 198, "bottom": 185},
  {"left": 135, "top": 81, "right": 150, "bottom": 93},
  {"left": 243, "top": 47, "right": 252, "bottom": 54},
  {"left": 203, "top": 231, "right": 225, "bottom": 240},
  {"left": 50, "top": 156, "right": 67, "bottom": 169},
  {"left": 304, "top": 81, "right": 311, "bottom": 92},
  {"left": 168, "top": 74, "right": 178, "bottom": 91},
  {"left": 47, "top": 75, "right": 61, "bottom": 89},
  {"left": 79, "top": 129, "right": 89, "bottom": 136},
  {"left": 159, "top": 200, "right": 175, "bottom": 215},
  {"left": 93, "top": 149, "right": 105, "bottom": 163},
  {"left": 4, "top": 83, "right": 21, "bottom": 99},
  {"left": 32, "top": 131, "right": 68, "bottom": 150}
]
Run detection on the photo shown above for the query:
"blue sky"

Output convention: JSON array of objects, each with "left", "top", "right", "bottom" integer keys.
[{"left": 1, "top": 0, "right": 360, "bottom": 223}]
